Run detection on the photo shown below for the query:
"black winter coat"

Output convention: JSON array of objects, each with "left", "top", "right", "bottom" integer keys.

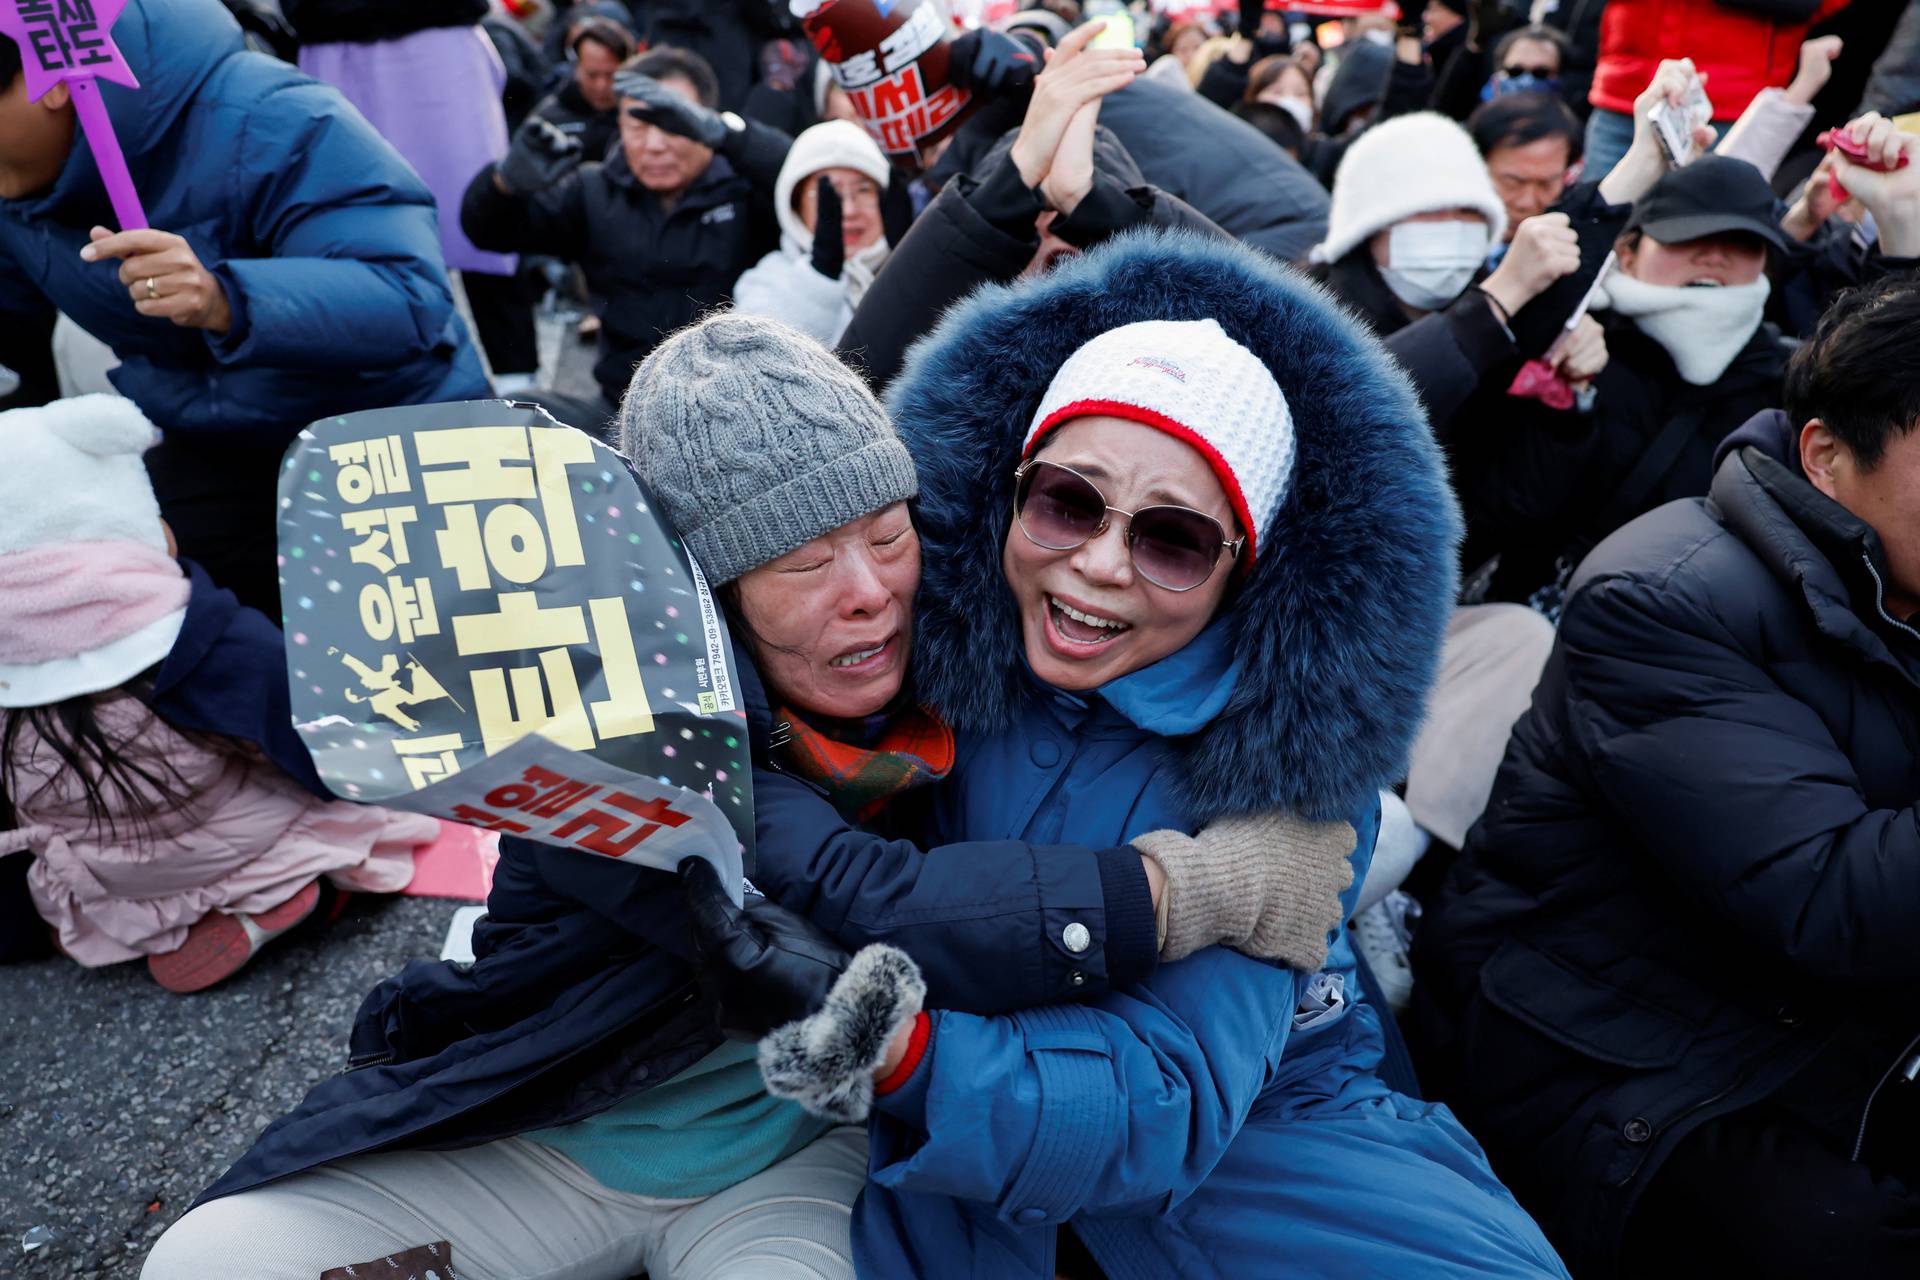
[
  {"left": 1412, "top": 410, "right": 1920, "bottom": 1276},
  {"left": 1454, "top": 316, "right": 1790, "bottom": 603},
  {"left": 461, "top": 129, "right": 788, "bottom": 404},
  {"left": 1096, "top": 76, "right": 1329, "bottom": 263}
]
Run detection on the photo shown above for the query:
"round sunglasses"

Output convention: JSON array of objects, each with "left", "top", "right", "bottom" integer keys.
[{"left": 1012, "top": 459, "right": 1243, "bottom": 593}]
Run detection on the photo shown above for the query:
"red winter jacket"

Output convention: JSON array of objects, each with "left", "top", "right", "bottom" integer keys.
[{"left": 1590, "top": 0, "right": 1850, "bottom": 120}]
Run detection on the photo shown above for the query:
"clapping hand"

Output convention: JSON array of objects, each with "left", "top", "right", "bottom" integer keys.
[{"left": 1009, "top": 21, "right": 1143, "bottom": 213}]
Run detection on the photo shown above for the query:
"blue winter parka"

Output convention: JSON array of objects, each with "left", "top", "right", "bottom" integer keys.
[
  {"left": 854, "top": 230, "right": 1465, "bottom": 1278},
  {"left": 0, "top": 0, "right": 487, "bottom": 448}
]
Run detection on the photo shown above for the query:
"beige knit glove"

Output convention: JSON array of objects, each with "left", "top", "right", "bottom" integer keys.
[{"left": 1132, "top": 812, "right": 1358, "bottom": 970}]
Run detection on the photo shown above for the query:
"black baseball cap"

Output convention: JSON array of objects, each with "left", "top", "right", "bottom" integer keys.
[{"left": 1626, "top": 154, "right": 1791, "bottom": 255}]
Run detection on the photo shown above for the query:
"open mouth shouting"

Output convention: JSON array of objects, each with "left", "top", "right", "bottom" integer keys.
[{"left": 1043, "top": 592, "right": 1132, "bottom": 658}]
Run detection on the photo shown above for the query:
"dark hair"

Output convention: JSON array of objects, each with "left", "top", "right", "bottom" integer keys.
[
  {"left": 1, "top": 681, "right": 197, "bottom": 841},
  {"left": 570, "top": 17, "right": 636, "bottom": 63},
  {"left": 1490, "top": 24, "right": 1572, "bottom": 71},
  {"left": 1468, "top": 91, "right": 1583, "bottom": 165},
  {"left": 1234, "top": 101, "right": 1306, "bottom": 156},
  {"left": 1782, "top": 274, "right": 1920, "bottom": 472},
  {"left": 1244, "top": 54, "right": 1309, "bottom": 106},
  {"left": 1, "top": 32, "right": 19, "bottom": 92},
  {"left": 622, "top": 46, "right": 719, "bottom": 109}
]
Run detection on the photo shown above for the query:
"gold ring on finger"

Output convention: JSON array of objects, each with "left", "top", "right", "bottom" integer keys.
[{"left": 145, "top": 277, "right": 158, "bottom": 300}]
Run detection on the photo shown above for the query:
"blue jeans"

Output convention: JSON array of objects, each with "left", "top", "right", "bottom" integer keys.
[{"left": 1583, "top": 107, "right": 1637, "bottom": 181}]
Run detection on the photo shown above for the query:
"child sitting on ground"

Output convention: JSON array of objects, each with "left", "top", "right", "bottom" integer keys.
[{"left": 0, "top": 396, "right": 435, "bottom": 992}]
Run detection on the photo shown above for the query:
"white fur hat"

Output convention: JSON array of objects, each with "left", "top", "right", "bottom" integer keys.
[
  {"left": 0, "top": 396, "right": 187, "bottom": 707},
  {"left": 772, "top": 120, "right": 892, "bottom": 250},
  {"left": 0, "top": 395, "right": 168, "bottom": 557},
  {"left": 1026, "top": 319, "right": 1294, "bottom": 564},
  {"left": 1310, "top": 111, "right": 1509, "bottom": 265}
]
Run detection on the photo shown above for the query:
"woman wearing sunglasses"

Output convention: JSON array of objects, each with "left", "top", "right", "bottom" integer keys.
[{"left": 757, "top": 231, "right": 1570, "bottom": 1277}]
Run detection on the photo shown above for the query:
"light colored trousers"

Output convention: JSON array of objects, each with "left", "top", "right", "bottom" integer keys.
[
  {"left": 143, "top": 1126, "right": 867, "bottom": 1280},
  {"left": 1404, "top": 604, "right": 1557, "bottom": 850}
]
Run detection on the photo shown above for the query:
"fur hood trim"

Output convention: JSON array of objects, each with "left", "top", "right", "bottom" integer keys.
[{"left": 888, "top": 230, "right": 1461, "bottom": 821}]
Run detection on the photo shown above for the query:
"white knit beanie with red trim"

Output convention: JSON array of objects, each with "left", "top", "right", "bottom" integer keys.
[{"left": 1025, "top": 319, "right": 1294, "bottom": 563}]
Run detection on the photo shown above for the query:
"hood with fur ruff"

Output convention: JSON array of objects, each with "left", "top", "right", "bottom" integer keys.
[{"left": 887, "top": 230, "right": 1461, "bottom": 822}]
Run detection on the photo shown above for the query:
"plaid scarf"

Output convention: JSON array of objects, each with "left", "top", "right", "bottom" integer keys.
[{"left": 773, "top": 701, "right": 955, "bottom": 823}]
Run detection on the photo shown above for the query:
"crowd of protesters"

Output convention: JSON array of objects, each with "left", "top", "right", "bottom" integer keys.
[{"left": 3, "top": 0, "right": 1920, "bottom": 1275}]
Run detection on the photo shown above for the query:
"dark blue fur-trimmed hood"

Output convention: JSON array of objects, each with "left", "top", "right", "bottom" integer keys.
[{"left": 888, "top": 230, "right": 1461, "bottom": 822}]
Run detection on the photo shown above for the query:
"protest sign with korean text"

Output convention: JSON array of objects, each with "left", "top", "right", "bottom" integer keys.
[{"left": 279, "top": 401, "right": 752, "bottom": 899}]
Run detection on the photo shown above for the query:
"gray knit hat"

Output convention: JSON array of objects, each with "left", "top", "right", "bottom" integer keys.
[{"left": 617, "top": 313, "right": 918, "bottom": 585}]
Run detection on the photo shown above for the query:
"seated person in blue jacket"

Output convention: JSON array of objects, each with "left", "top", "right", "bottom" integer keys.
[
  {"left": 738, "top": 233, "right": 1571, "bottom": 1278},
  {"left": 0, "top": 0, "right": 489, "bottom": 617},
  {"left": 145, "top": 313, "right": 1354, "bottom": 1280}
]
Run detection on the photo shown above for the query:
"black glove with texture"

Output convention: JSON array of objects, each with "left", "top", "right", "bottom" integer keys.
[
  {"left": 498, "top": 117, "right": 584, "bottom": 194},
  {"left": 810, "top": 177, "right": 846, "bottom": 279},
  {"left": 681, "top": 857, "right": 850, "bottom": 1040},
  {"left": 617, "top": 71, "right": 729, "bottom": 147}
]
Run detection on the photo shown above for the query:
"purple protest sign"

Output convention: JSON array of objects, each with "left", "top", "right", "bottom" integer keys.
[{"left": 0, "top": 0, "right": 147, "bottom": 229}]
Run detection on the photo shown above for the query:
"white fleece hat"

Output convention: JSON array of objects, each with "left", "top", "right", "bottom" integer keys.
[
  {"left": 1026, "top": 319, "right": 1294, "bottom": 565},
  {"left": 772, "top": 120, "right": 892, "bottom": 250},
  {"left": 1310, "top": 111, "right": 1509, "bottom": 265},
  {"left": 0, "top": 395, "right": 188, "bottom": 707}
]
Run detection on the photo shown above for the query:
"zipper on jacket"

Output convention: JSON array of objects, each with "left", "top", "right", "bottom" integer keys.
[
  {"left": 1860, "top": 556, "right": 1920, "bottom": 644},
  {"left": 1852, "top": 1029, "right": 1920, "bottom": 1162}
]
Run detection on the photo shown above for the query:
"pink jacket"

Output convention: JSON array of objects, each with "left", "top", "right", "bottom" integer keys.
[{"left": 7, "top": 695, "right": 432, "bottom": 965}]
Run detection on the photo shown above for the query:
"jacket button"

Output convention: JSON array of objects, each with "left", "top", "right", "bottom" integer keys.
[
  {"left": 1070, "top": 971, "right": 1086, "bottom": 987},
  {"left": 1062, "top": 922, "right": 1091, "bottom": 953},
  {"left": 1623, "top": 1118, "right": 1652, "bottom": 1144},
  {"left": 1775, "top": 1004, "right": 1801, "bottom": 1027},
  {"left": 1015, "top": 1208, "right": 1047, "bottom": 1225},
  {"left": 1030, "top": 739, "right": 1061, "bottom": 768}
]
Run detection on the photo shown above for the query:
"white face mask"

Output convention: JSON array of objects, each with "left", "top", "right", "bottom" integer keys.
[
  {"left": 1378, "top": 220, "right": 1488, "bottom": 313},
  {"left": 1274, "top": 95, "right": 1314, "bottom": 132},
  {"left": 1595, "top": 272, "right": 1771, "bottom": 385}
]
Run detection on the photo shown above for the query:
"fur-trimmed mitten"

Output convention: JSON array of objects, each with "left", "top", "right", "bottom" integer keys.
[
  {"left": 1134, "top": 812, "right": 1357, "bottom": 970},
  {"left": 758, "top": 943, "right": 926, "bottom": 1123}
]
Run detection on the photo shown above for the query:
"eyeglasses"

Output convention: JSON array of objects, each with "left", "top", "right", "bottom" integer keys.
[
  {"left": 1500, "top": 65, "right": 1558, "bottom": 80},
  {"left": 1012, "top": 459, "right": 1242, "bottom": 592}
]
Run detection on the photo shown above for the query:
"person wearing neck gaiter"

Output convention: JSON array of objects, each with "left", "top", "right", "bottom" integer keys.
[{"left": 1451, "top": 152, "right": 1793, "bottom": 609}]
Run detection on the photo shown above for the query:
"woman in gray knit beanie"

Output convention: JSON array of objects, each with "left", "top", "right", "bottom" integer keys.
[{"left": 619, "top": 310, "right": 1355, "bottom": 978}]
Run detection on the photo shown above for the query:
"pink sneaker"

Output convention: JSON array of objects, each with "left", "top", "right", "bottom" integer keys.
[{"left": 147, "top": 880, "right": 322, "bottom": 994}]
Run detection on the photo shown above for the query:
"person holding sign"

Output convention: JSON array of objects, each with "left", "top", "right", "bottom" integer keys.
[
  {"left": 0, "top": 0, "right": 488, "bottom": 617},
  {"left": 149, "top": 315, "right": 1359, "bottom": 1280}
]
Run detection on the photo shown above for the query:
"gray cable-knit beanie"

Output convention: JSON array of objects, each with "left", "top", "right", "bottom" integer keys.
[{"left": 617, "top": 313, "right": 918, "bottom": 585}]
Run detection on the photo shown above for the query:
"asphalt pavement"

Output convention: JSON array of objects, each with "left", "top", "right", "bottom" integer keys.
[{"left": 0, "top": 893, "right": 464, "bottom": 1277}]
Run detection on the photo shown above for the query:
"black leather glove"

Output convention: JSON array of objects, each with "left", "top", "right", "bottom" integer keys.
[
  {"left": 881, "top": 171, "right": 915, "bottom": 247},
  {"left": 498, "top": 117, "right": 584, "bottom": 195},
  {"left": 681, "top": 857, "right": 850, "bottom": 1040},
  {"left": 810, "top": 176, "right": 845, "bottom": 280},
  {"left": 617, "top": 71, "right": 729, "bottom": 147},
  {"left": 948, "top": 28, "right": 1040, "bottom": 96}
]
